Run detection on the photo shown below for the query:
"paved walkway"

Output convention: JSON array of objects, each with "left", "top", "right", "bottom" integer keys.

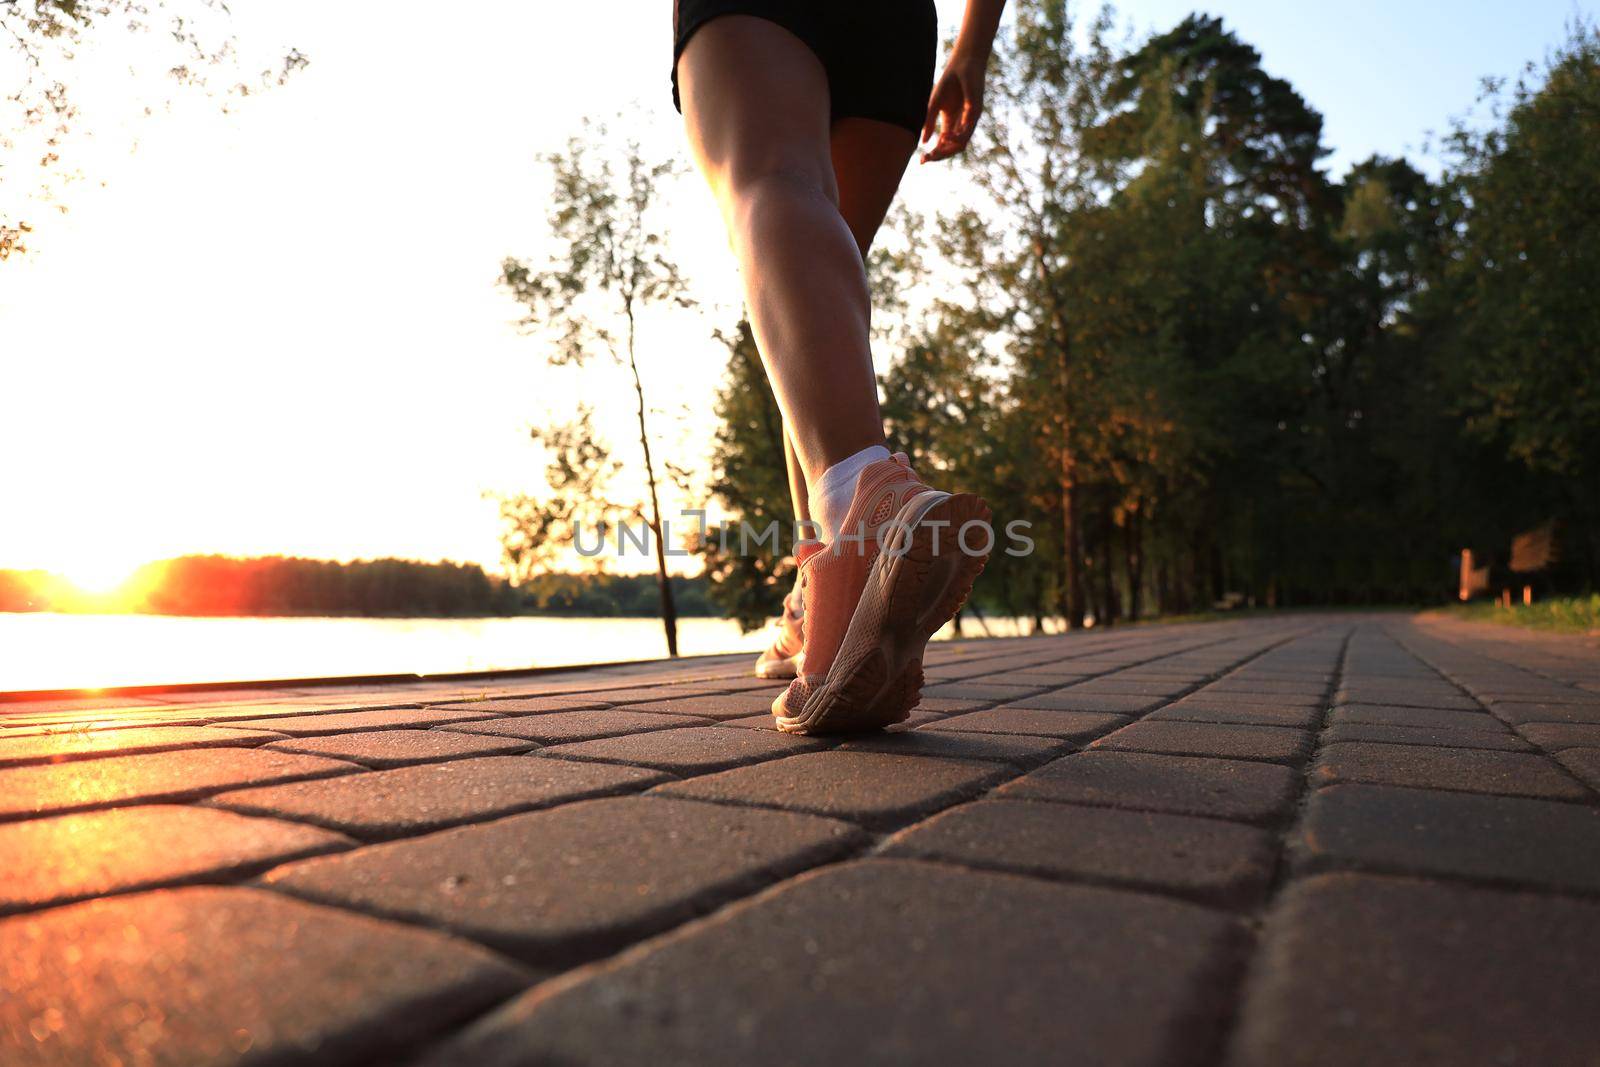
[{"left": 2, "top": 613, "right": 1599, "bottom": 1066}]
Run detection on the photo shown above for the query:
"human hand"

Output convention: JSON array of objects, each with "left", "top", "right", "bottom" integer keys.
[{"left": 920, "top": 49, "right": 988, "bottom": 163}]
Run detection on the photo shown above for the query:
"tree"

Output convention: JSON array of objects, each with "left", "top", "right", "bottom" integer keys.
[
  {"left": 500, "top": 126, "right": 691, "bottom": 655},
  {"left": 698, "top": 319, "right": 793, "bottom": 632},
  {"left": 942, "top": 0, "right": 1128, "bottom": 627},
  {"left": 494, "top": 408, "right": 622, "bottom": 587},
  {"left": 1435, "top": 23, "right": 1600, "bottom": 585},
  {"left": 1, "top": 0, "right": 306, "bottom": 258}
]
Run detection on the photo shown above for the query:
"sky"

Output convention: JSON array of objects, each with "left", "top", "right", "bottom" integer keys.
[{"left": 1, "top": 0, "right": 1592, "bottom": 589}]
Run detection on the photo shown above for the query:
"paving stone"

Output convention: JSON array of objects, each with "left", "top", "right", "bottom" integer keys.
[
  {"left": 421, "top": 695, "right": 612, "bottom": 714},
  {"left": 1066, "top": 679, "right": 1192, "bottom": 697},
  {"left": 263, "top": 728, "right": 533, "bottom": 768},
  {"left": 715, "top": 712, "right": 785, "bottom": 731},
  {"left": 998, "top": 751, "right": 1298, "bottom": 824},
  {"left": 912, "top": 697, "right": 991, "bottom": 713},
  {"left": 1207, "top": 683, "right": 1326, "bottom": 700},
  {"left": 1299, "top": 783, "right": 1600, "bottom": 892},
  {"left": 1093, "top": 721, "right": 1313, "bottom": 764},
  {"left": 0, "top": 710, "right": 217, "bottom": 736},
  {"left": 1520, "top": 723, "right": 1600, "bottom": 751},
  {"left": 438, "top": 709, "right": 709, "bottom": 744},
  {"left": 1491, "top": 701, "right": 1600, "bottom": 725},
  {"left": 1227, "top": 873, "right": 1600, "bottom": 1067},
  {"left": 1334, "top": 688, "right": 1479, "bottom": 711},
  {"left": 1322, "top": 722, "right": 1534, "bottom": 752},
  {"left": 838, "top": 730, "right": 1072, "bottom": 768},
  {"left": 652, "top": 751, "right": 1009, "bottom": 830},
  {"left": 920, "top": 682, "right": 1050, "bottom": 702},
  {"left": 1484, "top": 690, "right": 1600, "bottom": 706},
  {"left": 1151, "top": 703, "right": 1321, "bottom": 728},
  {"left": 573, "top": 684, "right": 730, "bottom": 704},
  {"left": 0, "top": 886, "right": 528, "bottom": 1067},
  {"left": 922, "top": 707, "right": 1128, "bottom": 741},
  {"left": 262, "top": 797, "right": 863, "bottom": 969},
  {"left": 209, "top": 755, "right": 663, "bottom": 840},
  {"left": 0, "top": 725, "right": 284, "bottom": 769},
  {"left": 613, "top": 693, "right": 782, "bottom": 721},
  {"left": 0, "top": 805, "right": 349, "bottom": 914},
  {"left": 0, "top": 747, "right": 358, "bottom": 820},
  {"left": 885, "top": 799, "right": 1275, "bottom": 908},
  {"left": 226, "top": 707, "right": 503, "bottom": 736},
  {"left": 538, "top": 726, "right": 823, "bottom": 774},
  {"left": 422, "top": 860, "right": 1242, "bottom": 1067},
  {"left": 1008, "top": 691, "right": 1167, "bottom": 714},
  {"left": 1556, "top": 748, "right": 1600, "bottom": 792},
  {"left": 1327, "top": 704, "right": 1508, "bottom": 731},
  {"left": 1312, "top": 742, "right": 1588, "bottom": 800},
  {"left": 1179, "top": 692, "right": 1323, "bottom": 708}
]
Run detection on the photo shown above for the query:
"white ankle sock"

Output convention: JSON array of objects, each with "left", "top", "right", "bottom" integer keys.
[{"left": 810, "top": 445, "right": 891, "bottom": 542}]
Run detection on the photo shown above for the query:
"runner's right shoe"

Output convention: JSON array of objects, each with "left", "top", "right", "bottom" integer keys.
[{"left": 772, "top": 453, "right": 990, "bottom": 735}]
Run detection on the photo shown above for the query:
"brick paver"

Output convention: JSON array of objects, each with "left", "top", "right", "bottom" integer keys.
[
  {"left": 920, "top": 706, "right": 1128, "bottom": 740},
  {"left": 208, "top": 755, "right": 664, "bottom": 839},
  {"left": 263, "top": 728, "right": 533, "bottom": 768},
  {"left": 537, "top": 724, "right": 824, "bottom": 773},
  {"left": 439, "top": 709, "right": 710, "bottom": 744},
  {"left": 4, "top": 612, "right": 1598, "bottom": 1064},
  {"left": 1228, "top": 873, "right": 1600, "bottom": 1067},
  {"left": 1092, "top": 720, "right": 1314, "bottom": 764},
  {"left": 260, "top": 797, "right": 863, "bottom": 969},
  {"left": 1311, "top": 741, "right": 1589, "bottom": 799},
  {"left": 0, "top": 747, "right": 358, "bottom": 820},
  {"left": 420, "top": 861, "right": 1242, "bottom": 1067},
  {"left": 0, "top": 725, "right": 285, "bottom": 768},
  {"left": 651, "top": 750, "right": 1008, "bottom": 829},
  {"left": 996, "top": 751, "right": 1298, "bottom": 824},
  {"left": 1299, "top": 783, "right": 1600, "bottom": 892},
  {"left": 0, "top": 805, "right": 349, "bottom": 913},
  {"left": 0, "top": 887, "right": 527, "bottom": 1067},
  {"left": 884, "top": 799, "right": 1276, "bottom": 907}
]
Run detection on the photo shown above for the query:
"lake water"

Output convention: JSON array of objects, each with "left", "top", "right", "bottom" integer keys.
[{"left": 0, "top": 612, "right": 1030, "bottom": 692}]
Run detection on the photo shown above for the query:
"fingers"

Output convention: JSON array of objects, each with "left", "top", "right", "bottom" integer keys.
[{"left": 919, "top": 81, "right": 983, "bottom": 163}]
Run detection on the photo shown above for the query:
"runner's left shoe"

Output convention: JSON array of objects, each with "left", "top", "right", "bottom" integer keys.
[{"left": 754, "top": 583, "right": 805, "bottom": 679}]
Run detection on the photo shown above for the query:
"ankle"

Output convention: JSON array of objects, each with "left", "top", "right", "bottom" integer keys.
[{"left": 809, "top": 445, "right": 891, "bottom": 541}]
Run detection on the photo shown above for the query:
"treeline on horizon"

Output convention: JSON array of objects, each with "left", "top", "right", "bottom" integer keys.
[
  {"left": 0, "top": 557, "right": 717, "bottom": 618},
  {"left": 694, "top": 7, "right": 1600, "bottom": 630}
]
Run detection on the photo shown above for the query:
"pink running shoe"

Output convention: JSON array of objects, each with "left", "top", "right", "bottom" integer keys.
[
  {"left": 754, "top": 583, "right": 805, "bottom": 679},
  {"left": 772, "top": 453, "right": 990, "bottom": 735}
]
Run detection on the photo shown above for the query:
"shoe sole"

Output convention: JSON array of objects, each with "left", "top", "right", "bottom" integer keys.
[{"left": 774, "top": 492, "right": 991, "bottom": 735}]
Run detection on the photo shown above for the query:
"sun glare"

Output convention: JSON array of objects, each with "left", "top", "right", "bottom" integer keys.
[{"left": 61, "top": 561, "right": 138, "bottom": 598}]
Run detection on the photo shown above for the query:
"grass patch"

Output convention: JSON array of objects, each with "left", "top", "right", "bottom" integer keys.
[{"left": 1445, "top": 594, "right": 1600, "bottom": 635}]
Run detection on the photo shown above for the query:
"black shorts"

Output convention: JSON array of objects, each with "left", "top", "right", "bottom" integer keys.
[{"left": 672, "top": 0, "right": 938, "bottom": 136}]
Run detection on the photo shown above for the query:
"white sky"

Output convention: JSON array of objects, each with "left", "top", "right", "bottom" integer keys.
[{"left": 1, "top": 0, "right": 1590, "bottom": 586}]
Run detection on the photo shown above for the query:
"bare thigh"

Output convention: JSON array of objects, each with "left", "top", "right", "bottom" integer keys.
[
  {"left": 677, "top": 17, "right": 838, "bottom": 218},
  {"left": 831, "top": 117, "right": 919, "bottom": 257}
]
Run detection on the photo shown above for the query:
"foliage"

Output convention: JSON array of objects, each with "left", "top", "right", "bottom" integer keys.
[
  {"left": 1, "top": 0, "right": 306, "bottom": 258},
  {"left": 494, "top": 408, "right": 621, "bottom": 586},
  {"left": 697, "top": 319, "right": 794, "bottom": 632}
]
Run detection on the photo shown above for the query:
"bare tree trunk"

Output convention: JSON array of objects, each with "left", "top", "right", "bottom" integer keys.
[
  {"left": 1062, "top": 471, "right": 1084, "bottom": 628},
  {"left": 1099, "top": 492, "right": 1117, "bottom": 628},
  {"left": 1124, "top": 503, "right": 1143, "bottom": 622},
  {"left": 626, "top": 308, "right": 678, "bottom": 657}
]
